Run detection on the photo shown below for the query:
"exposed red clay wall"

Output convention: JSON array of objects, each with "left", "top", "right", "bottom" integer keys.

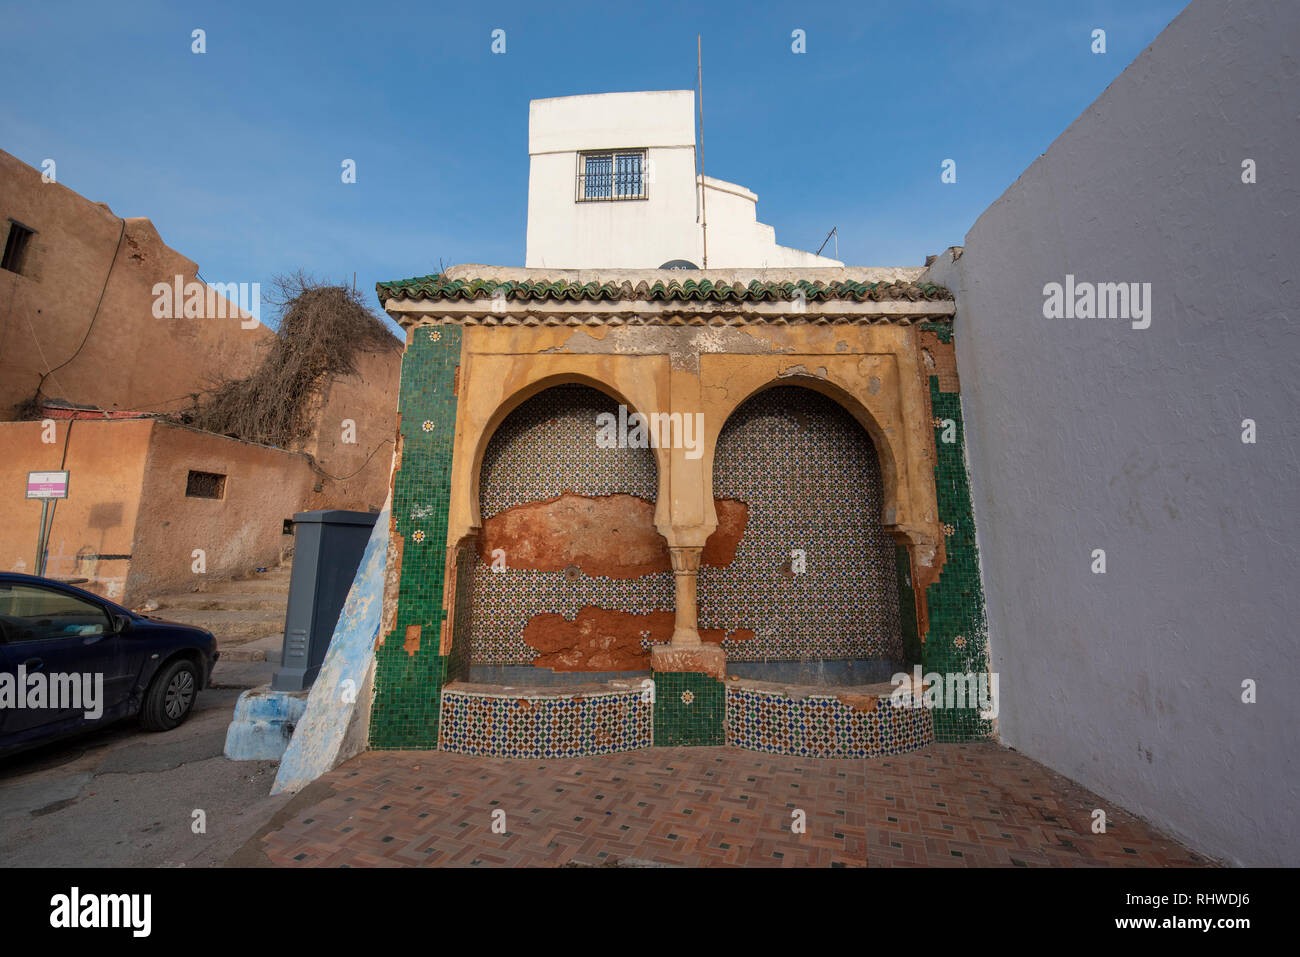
[
  {"left": 479, "top": 492, "right": 751, "bottom": 670},
  {"left": 524, "top": 607, "right": 753, "bottom": 671},
  {"left": 467, "top": 384, "right": 753, "bottom": 671},
  {"left": 1, "top": 416, "right": 378, "bottom": 606},
  {"left": 479, "top": 493, "right": 747, "bottom": 577},
  {"left": 1, "top": 149, "right": 399, "bottom": 559}
]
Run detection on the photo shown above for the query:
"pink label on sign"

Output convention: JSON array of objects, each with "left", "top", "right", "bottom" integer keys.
[{"left": 26, "top": 471, "right": 69, "bottom": 499}]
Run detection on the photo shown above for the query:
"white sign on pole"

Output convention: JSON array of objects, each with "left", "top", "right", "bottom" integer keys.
[{"left": 26, "top": 470, "right": 69, "bottom": 499}]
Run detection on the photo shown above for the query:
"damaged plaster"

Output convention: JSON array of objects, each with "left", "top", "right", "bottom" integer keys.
[
  {"left": 478, "top": 492, "right": 748, "bottom": 578},
  {"left": 543, "top": 324, "right": 793, "bottom": 373},
  {"left": 523, "top": 607, "right": 753, "bottom": 671}
]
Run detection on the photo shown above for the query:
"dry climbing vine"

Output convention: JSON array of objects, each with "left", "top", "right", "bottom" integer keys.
[{"left": 185, "top": 271, "right": 399, "bottom": 449}]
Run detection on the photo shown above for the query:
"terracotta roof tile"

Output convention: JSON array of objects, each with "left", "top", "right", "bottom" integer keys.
[{"left": 377, "top": 274, "right": 952, "bottom": 306}]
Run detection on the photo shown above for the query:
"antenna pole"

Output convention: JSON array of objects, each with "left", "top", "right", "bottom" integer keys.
[
  {"left": 697, "top": 34, "right": 707, "bottom": 269},
  {"left": 816, "top": 226, "right": 837, "bottom": 258}
]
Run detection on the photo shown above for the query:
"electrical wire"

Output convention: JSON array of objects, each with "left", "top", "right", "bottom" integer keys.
[
  {"left": 33, "top": 216, "right": 125, "bottom": 400},
  {"left": 306, "top": 438, "right": 394, "bottom": 481}
]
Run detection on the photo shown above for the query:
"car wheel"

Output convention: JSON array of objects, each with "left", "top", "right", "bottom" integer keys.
[{"left": 140, "top": 658, "right": 200, "bottom": 732}]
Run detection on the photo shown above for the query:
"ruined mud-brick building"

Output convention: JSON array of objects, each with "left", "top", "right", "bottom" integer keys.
[
  {"left": 363, "top": 265, "right": 989, "bottom": 758},
  {"left": 0, "top": 148, "right": 400, "bottom": 603}
]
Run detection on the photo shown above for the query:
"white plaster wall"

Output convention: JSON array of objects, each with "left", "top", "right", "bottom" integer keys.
[
  {"left": 526, "top": 145, "right": 702, "bottom": 269},
  {"left": 525, "top": 91, "right": 842, "bottom": 269},
  {"left": 927, "top": 0, "right": 1300, "bottom": 866},
  {"left": 528, "top": 91, "right": 697, "bottom": 155},
  {"left": 698, "top": 177, "right": 825, "bottom": 269}
]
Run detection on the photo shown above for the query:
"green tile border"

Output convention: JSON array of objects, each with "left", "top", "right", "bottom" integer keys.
[
  {"left": 369, "top": 326, "right": 462, "bottom": 749},
  {"left": 923, "top": 362, "right": 994, "bottom": 742},
  {"left": 653, "top": 672, "right": 725, "bottom": 746}
]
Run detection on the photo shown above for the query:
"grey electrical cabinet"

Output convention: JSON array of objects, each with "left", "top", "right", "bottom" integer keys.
[{"left": 272, "top": 509, "right": 378, "bottom": 692}]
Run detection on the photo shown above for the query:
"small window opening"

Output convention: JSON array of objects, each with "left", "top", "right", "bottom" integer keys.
[
  {"left": 185, "top": 470, "right": 227, "bottom": 499},
  {"left": 1, "top": 220, "right": 36, "bottom": 274}
]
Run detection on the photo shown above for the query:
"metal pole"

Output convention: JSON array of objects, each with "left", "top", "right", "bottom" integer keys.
[
  {"left": 817, "top": 226, "right": 838, "bottom": 257},
  {"left": 698, "top": 34, "right": 707, "bottom": 269},
  {"left": 36, "top": 499, "right": 49, "bottom": 576}
]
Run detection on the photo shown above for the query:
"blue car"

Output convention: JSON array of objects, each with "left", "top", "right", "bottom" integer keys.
[{"left": 0, "top": 573, "right": 218, "bottom": 759}]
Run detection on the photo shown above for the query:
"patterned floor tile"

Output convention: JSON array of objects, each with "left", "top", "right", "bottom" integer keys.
[{"left": 247, "top": 742, "right": 1215, "bottom": 868}]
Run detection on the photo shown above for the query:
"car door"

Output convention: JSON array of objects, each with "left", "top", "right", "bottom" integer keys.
[{"left": 0, "top": 582, "right": 129, "bottom": 736}]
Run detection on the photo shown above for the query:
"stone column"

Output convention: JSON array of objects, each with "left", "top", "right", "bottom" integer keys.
[
  {"left": 668, "top": 546, "right": 702, "bottom": 647},
  {"left": 650, "top": 545, "right": 726, "bottom": 679}
]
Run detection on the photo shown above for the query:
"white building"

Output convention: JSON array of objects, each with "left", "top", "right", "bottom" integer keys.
[{"left": 525, "top": 91, "right": 843, "bottom": 270}]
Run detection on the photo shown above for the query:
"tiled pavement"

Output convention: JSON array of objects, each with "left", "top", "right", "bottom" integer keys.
[
  {"left": 245, "top": 742, "right": 1216, "bottom": 867},
  {"left": 867, "top": 744, "right": 1213, "bottom": 867}
]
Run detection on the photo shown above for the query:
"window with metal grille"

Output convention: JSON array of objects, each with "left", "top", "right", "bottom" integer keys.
[
  {"left": 185, "top": 470, "right": 227, "bottom": 499},
  {"left": 576, "top": 149, "right": 647, "bottom": 202},
  {"left": 1, "top": 220, "right": 35, "bottom": 274}
]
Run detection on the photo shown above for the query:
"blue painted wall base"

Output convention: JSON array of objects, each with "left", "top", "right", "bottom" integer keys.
[
  {"left": 223, "top": 686, "right": 308, "bottom": 761},
  {"left": 271, "top": 496, "right": 390, "bottom": 794}
]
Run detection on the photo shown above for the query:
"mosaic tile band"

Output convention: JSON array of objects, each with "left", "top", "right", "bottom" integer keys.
[
  {"left": 725, "top": 686, "right": 935, "bottom": 758},
  {"left": 434, "top": 678, "right": 935, "bottom": 759},
  {"left": 439, "top": 687, "right": 652, "bottom": 758}
]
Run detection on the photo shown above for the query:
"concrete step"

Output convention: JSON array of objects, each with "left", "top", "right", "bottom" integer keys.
[
  {"left": 218, "top": 633, "right": 285, "bottom": 663},
  {"left": 198, "top": 574, "right": 293, "bottom": 596},
  {"left": 155, "top": 593, "right": 287, "bottom": 613},
  {"left": 151, "top": 607, "right": 285, "bottom": 642}
]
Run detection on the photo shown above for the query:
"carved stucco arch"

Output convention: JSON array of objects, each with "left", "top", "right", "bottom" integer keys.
[
  {"left": 451, "top": 365, "right": 670, "bottom": 546},
  {"left": 701, "top": 372, "right": 922, "bottom": 548}
]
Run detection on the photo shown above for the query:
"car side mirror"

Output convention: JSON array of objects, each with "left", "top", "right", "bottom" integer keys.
[{"left": 111, "top": 614, "right": 131, "bottom": 634}]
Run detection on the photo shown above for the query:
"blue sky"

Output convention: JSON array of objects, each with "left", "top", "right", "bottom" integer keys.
[{"left": 1, "top": 0, "right": 1187, "bottom": 328}]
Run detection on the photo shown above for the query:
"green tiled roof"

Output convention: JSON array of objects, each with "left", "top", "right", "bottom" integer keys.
[{"left": 376, "top": 274, "right": 952, "bottom": 305}]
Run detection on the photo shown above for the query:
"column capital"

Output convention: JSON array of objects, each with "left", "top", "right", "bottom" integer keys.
[{"left": 669, "top": 545, "right": 702, "bottom": 574}]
